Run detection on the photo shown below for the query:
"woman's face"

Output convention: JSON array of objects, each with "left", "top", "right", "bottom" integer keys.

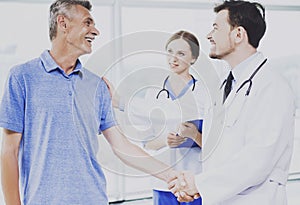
[{"left": 166, "top": 38, "right": 195, "bottom": 75}]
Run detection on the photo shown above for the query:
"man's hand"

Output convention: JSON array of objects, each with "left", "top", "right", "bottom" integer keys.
[{"left": 168, "top": 171, "right": 200, "bottom": 202}]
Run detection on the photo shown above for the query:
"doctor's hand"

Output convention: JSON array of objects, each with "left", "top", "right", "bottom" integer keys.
[
  {"left": 168, "top": 171, "right": 200, "bottom": 202},
  {"left": 167, "top": 132, "right": 186, "bottom": 148},
  {"left": 102, "top": 77, "right": 120, "bottom": 109},
  {"left": 179, "top": 122, "right": 202, "bottom": 147}
]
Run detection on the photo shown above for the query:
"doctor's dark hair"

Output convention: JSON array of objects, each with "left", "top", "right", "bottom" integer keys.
[
  {"left": 165, "top": 30, "right": 200, "bottom": 62},
  {"left": 214, "top": 0, "right": 266, "bottom": 48},
  {"left": 49, "top": 0, "right": 92, "bottom": 41}
]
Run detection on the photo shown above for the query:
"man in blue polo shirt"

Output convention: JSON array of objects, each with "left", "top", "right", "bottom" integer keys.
[{"left": 0, "top": 1, "right": 176, "bottom": 204}]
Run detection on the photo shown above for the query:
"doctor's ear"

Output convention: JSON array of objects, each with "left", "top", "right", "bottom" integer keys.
[{"left": 234, "top": 26, "right": 247, "bottom": 44}]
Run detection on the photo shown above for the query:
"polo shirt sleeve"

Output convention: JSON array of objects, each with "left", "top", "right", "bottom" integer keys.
[
  {"left": 97, "top": 79, "right": 117, "bottom": 133},
  {"left": 0, "top": 68, "right": 25, "bottom": 133}
]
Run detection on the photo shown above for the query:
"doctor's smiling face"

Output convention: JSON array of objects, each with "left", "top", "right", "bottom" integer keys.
[{"left": 207, "top": 9, "right": 236, "bottom": 61}]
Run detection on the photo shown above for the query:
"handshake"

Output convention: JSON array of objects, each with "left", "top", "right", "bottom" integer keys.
[{"left": 167, "top": 171, "right": 201, "bottom": 202}]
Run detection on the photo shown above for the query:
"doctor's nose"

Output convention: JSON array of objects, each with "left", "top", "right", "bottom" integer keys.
[{"left": 207, "top": 30, "right": 213, "bottom": 40}]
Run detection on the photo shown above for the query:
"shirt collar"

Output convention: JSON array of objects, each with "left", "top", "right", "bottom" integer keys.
[
  {"left": 40, "top": 50, "right": 83, "bottom": 75},
  {"left": 230, "top": 52, "right": 264, "bottom": 85}
]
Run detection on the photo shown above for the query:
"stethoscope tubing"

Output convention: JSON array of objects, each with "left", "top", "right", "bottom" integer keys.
[
  {"left": 156, "top": 75, "right": 196, "bottom": 99},
  {"left": 220, "top": 58, "right": 267, "bottom": 96}
]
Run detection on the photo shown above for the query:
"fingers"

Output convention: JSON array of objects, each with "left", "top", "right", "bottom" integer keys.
[
  {"left": 177, "top": 171, "right": 186, "bottom": 187},
  {"left": 167, "top": 171, "right": 200, "bottom": 203},
  {"left": 168, "top": 178, "right": 179, "bottom": 195},
  {"left": 193, "top": 193, "right": 201, "bottom": 199},
  {"left": 176, "top": 192, "right": 195, "bottom": 202},
  {"left": 168, "top": 179, "right": 177, "bottom": 193},
  {"left": 178, "top": 122, "right": 198, "bottom": 139},
  {"left": 167, "top": 133, "right": 186, "bottom": 147},
  {"left": 166, "top": 170, "right": 178, "bottom": 184},
  {"left": 168, "top": 171, "right": 185, "bottom": 192}
]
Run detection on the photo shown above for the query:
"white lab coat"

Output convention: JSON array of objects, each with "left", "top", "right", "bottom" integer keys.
[{"left": 197, "top": 52, "right": 295, "bottom": 205}]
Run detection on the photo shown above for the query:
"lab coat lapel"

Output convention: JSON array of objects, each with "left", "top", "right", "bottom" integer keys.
[{"left": 223, "top": 53, "right": 266, "bottom": 108}]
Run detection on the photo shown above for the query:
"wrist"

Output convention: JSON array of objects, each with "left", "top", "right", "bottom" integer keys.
[
  {"left": 165, "top": 169, "right": 177, "bottom": 183},
  {"left": 195, "top": 132, "right": 202, "bottom": 146}
]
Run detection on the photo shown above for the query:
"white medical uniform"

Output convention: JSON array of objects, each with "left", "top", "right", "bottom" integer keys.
[
  {"left": 127, "top": 76, "right": 208, "bottom": 191},
  {"left": 197, "top": 52, "right": 295, "bottom": 205}
]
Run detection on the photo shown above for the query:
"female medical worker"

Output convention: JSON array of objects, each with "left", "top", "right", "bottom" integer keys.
[{"left": 104, "top": 30, "right": 207, "bottom": 205}]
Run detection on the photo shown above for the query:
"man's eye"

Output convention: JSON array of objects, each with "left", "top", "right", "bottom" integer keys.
[{"left": 86, "top": 21, "right": 91, "bottom": 26}]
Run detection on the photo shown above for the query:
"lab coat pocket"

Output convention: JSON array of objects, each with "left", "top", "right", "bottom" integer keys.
[{"left": 225, "top": 93, "right": 248, "bottom": 127}]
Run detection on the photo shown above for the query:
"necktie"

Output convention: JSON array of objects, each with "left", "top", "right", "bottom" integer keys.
[{"left": 223, "top": 71, "right": 234, "bottom": 103}]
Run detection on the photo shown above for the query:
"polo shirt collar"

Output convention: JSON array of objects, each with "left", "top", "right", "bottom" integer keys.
[{"left": 40, "top": 50, "right": 83, "bottom": 74}]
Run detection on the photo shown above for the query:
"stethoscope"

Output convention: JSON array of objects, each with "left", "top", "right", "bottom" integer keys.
[
  {"left": 220, "top": 58, "right": 267, "bottom": 96},
  {"left": 156, "top": 75, "right": 196, "bottom": 99}
]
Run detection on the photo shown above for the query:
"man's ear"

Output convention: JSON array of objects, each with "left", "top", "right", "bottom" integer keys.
[
  {"left": 57, "top": 15, "right": 67, "bottom": 31},
  {"left": 234, "top": 26, "right": 247, "bottom": 44}
]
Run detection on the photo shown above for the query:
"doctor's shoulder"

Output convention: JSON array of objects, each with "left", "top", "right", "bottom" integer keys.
[{"left": 248, "top": 61, "right": 294, "bottom": 101}]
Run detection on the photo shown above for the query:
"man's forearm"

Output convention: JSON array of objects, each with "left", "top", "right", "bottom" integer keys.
[
  {"left": 113, "top": 140, "right": 174, "bottom": 181},
  {"left": 1, "top": 152, "right": 21, "bottom": 205},
  {"left": 103, "top": 127, "right": 176, "bottom": 182},
  {"left": 1, "top": 129, "right": 22, "bottom": 205}
]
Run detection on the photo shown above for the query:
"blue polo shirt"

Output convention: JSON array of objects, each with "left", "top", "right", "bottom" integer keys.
[{"left": 0, "top": 50, "right": 117, "bottom": 205}]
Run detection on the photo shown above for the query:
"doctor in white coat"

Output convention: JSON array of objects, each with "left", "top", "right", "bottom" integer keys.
[{"left": 168, "top": 1, "right": 295, "bottom": 205}]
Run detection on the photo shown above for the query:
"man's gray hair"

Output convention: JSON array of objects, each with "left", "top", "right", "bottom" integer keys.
[{"left": 49, "top": 0, "right": 92, "bottom": 41}]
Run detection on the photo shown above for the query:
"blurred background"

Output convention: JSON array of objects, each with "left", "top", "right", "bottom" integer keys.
[{"left": 0, "top": 0, "right": 299, "bottom": 204}]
